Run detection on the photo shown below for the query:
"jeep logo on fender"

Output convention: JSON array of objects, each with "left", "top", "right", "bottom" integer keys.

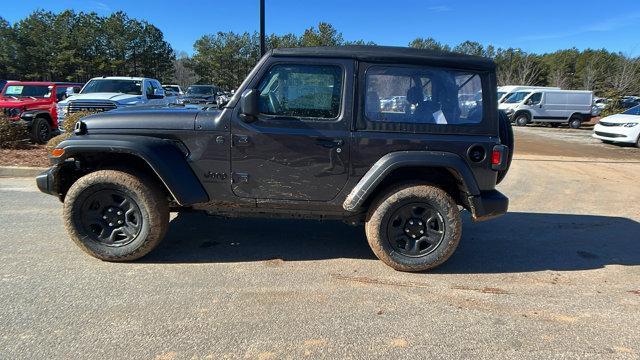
[{"left": 204, "top": 171, "right": 228, "bottom": 182}]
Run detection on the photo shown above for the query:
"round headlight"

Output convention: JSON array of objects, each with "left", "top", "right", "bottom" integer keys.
[{"left": 8, "top": 108, "right": 21, "bottom": 117}]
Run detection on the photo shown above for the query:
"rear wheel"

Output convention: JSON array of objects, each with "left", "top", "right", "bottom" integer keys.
[
  {"left": 365, "top": 184, "right": 462, "bottom": 272},
  {"left": 30, "top": 117, "right": 51, "bottom": 144},
  {"left": 63, "top": 170, "right": 169, "bottom": 261},
  {"left": 515, "top": 113, "right": 529, "bottom": 127},
  {"left": 636, "top": 135, "right": 640, "bottom": 148},
  {"left": 569, "top": 115, "right": 582, "bottom": 129}
]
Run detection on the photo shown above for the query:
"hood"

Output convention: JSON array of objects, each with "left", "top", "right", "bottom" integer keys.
[
  {"left": 81, "top": 106, "right": 206, "bottom": 131},
  {"left": 62, "top": 92, "right": 143, "bottom": 104},
  {"left": 498, "top": 103, "right": 517, "bottom": 110},
  {"left": 0, "top": 97, "right": 49, "bottom": 108},
  {"left": 599, "top": 113, "right": 640, "bottom": 124}
]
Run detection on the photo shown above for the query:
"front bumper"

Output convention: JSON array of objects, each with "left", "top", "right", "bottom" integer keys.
[
  {"left": 36, "top": 166, "right": 59, "bottom": 197},
  {"left": 592, "top": 124, "right": 638, "bottom": 144},
  {"left": 36, "top": 164, "right": 68, "bottom": 201},
  {"left": 468, "top": 190, "right": 509, "bottom": 222}
]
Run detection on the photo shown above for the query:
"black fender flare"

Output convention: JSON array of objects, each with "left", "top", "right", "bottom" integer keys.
[
  {"left": 343, "top": 151, "right": 480, "bottom": 212},
  {"left": 20, "top": 110, "right": 52, "bottom": 124},
  {"left": 54, "top": 135, "right": 209, "bottom": 206}
]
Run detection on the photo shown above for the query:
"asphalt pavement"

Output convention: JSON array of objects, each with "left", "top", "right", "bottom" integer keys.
[{"left": 1, "top": 128, "right": 639, "bottom": 359}]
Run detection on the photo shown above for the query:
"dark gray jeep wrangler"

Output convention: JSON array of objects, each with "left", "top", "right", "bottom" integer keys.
[{"left": 37, "top": 46, "right": 512, "bottom": 272}]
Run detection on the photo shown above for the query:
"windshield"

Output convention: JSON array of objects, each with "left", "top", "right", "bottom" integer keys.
[
  {"left": 623, "top": 105, "right": 640, "bottom": 116},
  {"left": 3, "top": 85, "right": 52, "bottom": 98},
  {"left": 81, "top": 79, "right": 142, "bottom": 95},
  {"left": 186, "top": 86, "right": 218, "bottom": 96},
  {"left": 503, "top": 91, "right": 531, "bottom": 104}
]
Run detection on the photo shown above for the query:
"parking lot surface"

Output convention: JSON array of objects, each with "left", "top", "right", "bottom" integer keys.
[{"left": 1, "top": 127, "right": 639, "bottom": 359}]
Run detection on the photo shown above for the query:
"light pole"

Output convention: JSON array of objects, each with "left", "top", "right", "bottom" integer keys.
[{"left": 260, "top": 0, "right": 266, "bottom": 57}]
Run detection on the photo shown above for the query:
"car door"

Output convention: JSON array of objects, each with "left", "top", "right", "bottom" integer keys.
[
  {"left": 523, "top": 92, "right": 548, "bottom": 119},
  {"left": 147, "top": 80, "right": 167, "bottom": 106},
  {"left": 230, "top": 58, "right": 353, "bottom": 201}
]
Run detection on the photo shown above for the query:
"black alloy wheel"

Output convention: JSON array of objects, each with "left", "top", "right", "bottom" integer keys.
[
  {"left": 79, "top": 189, "right": 142, "bottom": 246},
  {"left": 386, "top": 202, "right": 445, "bottom": 257}
]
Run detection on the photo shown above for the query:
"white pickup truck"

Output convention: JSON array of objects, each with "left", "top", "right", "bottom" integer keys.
[{"left": 57, "top": 76, "right": 176, "bottom": 129}]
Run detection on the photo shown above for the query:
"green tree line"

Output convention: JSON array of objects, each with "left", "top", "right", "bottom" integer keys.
[{"left": 0, "top": 10, "right": 174, "bottom": 82}]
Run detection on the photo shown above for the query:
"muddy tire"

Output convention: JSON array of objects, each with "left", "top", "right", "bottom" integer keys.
[
  {"left": 63, "top": 170, "right": 169, "bottom": 261},
  {"left": 365, "top": 184, "right": 462, "bottom": 272}
]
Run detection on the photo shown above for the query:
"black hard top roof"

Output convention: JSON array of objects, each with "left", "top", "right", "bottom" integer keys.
[{"left": 271, "top": 45, "right": 495, "bottom": 71}]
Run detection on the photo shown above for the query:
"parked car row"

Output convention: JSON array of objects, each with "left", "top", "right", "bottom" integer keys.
[
  {"left": 0, "top": 76, "right": 234, "bottom": 143},
  {"left": 496, "top": 85, "right": 639, "bottom": 147},
  {"left": 593, "top": 104, "right": 640, "bottom": 147},
  {"left": 0, "top": 81, "right": 83, "bottom": 143},
  {"left": 499, "top": 88, "right": 593, "bottom": 129},
  {"left": 56, "top": 76, "right": 178, "bottom": 131}
]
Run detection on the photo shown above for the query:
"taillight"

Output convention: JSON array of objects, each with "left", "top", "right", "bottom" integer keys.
[
  {"left": 491, "top": 145, "right": 508, "bottom": 171},
  {"left": 492, "top": 150, "right": 501, "bottom": 165}
]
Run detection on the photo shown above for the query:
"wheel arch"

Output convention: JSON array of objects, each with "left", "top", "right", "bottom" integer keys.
[
  {"left": 343, "top": 151, "right": 480, "bottom": 212},
  {"left": 21, "top": 110, "right": 53, "bottom": 126},
  {"left": 51, "top": 135, "right": 209, "bottom": 206},
  {"left": 569, "top": 112, "right": 585, "bottom": 121}
]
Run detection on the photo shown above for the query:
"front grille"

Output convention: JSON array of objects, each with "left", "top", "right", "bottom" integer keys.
[
  {"left": 2, "top": 107, "right": 21, "bottom": 118},
  {"left": 183, "top": 99, "right": 210, "bottom": 104},
  {"left": 598, "top": 121, "right": 621, "bottom": 127},
  {"left": 68, "top": 100, "right": 117, "bottom": 113},
  {"left": 595, "top": 131, "right": 625, "bottom": 138}
]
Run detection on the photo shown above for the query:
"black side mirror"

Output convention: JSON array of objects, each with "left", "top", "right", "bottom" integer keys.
[{"left": 239, "top": 89, "right": 259, "bottom": 122}]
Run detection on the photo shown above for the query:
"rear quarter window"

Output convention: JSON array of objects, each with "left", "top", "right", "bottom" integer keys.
[{"left": 360, "top": 65, "right": 487, "bottom": 133}]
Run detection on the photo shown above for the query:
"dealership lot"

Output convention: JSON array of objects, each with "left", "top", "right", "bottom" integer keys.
[{"left": 1, "top": 128, "right": 639, "bottom": 359}]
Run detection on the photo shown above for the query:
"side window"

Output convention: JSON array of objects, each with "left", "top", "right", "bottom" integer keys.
[
  {"left": 257, "top": 64, "right": 343, "bottom": 119},
  {"left": 55, "top": 87, "right": 67, "bottom": 101},
  {"left": 365, "top": 66, "right": 483, "bottom": 125},
  {"left": 528, "top": 92, "right": 542, "bottom": 105},
  {"left": 145, "top": 81, "right": 154, "bottom": 98}
]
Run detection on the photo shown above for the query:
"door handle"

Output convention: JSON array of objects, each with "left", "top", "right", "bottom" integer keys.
[{"left": 316, "top": 138, "right": 344, "bottom": 148}]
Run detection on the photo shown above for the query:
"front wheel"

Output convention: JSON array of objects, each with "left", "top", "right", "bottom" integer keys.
[
  {"left": 30, "top": 117, "right": 51, "bottom": 144},
  {"left": 569, "top": 116, "right": 582, "bottom": 129},
  {"left": 365, "top": 184, "right": 462, "bottom": 272},
  {"left": 515, "top": 113, "right": 529, "bottom": 127},
  {"left": 63, "top": 170, "right": 169, "bottom": 261}
]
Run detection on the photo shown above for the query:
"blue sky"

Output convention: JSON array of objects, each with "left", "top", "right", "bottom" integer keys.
[{"left": 3, "top": 0, "right": 640, "bottom": 56}]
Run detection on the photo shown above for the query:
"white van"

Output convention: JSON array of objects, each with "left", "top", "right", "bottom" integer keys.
[
  {"left": 497, "top": 85, "right": 560, "bottom": 103},
  {"left": 501, "top": 89, "right": 593, "bottom": 128}
]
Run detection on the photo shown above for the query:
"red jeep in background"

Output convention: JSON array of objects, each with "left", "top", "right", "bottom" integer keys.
[{"left": 0, "top": 81, "right": 83, "bottom": 143}]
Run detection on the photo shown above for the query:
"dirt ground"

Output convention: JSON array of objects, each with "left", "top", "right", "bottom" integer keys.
[
  {"left": 515, "top": 125, "right": 639, "bottom": 160},
  {"left": 1, "top": 125, "right": 639, "bottom": 359},
  {"left": 0, "top": 146, "right": 49, "bottom": 167}
]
